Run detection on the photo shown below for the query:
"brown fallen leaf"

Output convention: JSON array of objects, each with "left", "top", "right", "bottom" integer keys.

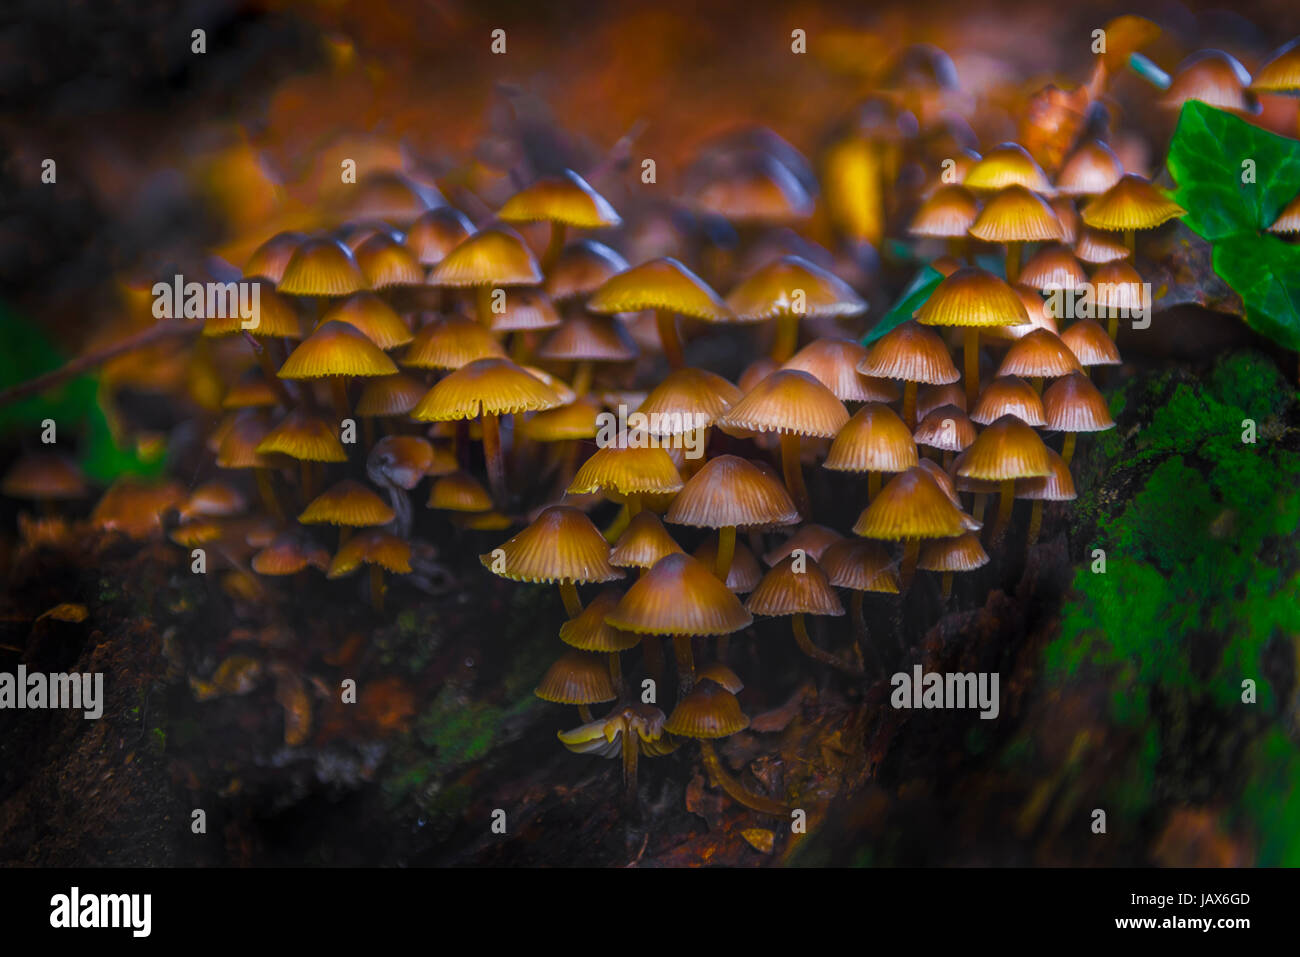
[
  {"left": 37, "top": 602, "right": 88, "bottom": 623},
  {"left": 741, "top": 828, "right": 775, "bottom": 855}
]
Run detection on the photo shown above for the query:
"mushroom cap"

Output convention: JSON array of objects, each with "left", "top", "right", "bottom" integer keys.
[
  {"left": 222, "top": 373, "right": 279, "bottom": 410},
  {"left": 997, "top": 328, "right": 1082, "bottom": 379},
  {"left": 719, "top": 369, "right": 848, "bottom": 438},
  {"left": 1054, "top": 140, "right": 1125, "bottom": 197},
  {"left": 913, "top": 404, "right": 977, "bottom": 453},
  {"left": 725, "top": 255, "right": 867, "bottom": 322},
  {"left": 522, "top": 366, "right": 577, "bottom": 405},
  {"left": 858, "top": 321, "right": 960, "bottom": 385},
  {"left": 277, "top": 237, "right": 367, "bottom": 297},
  {"left": 610, "top": 511, "right": 684, "bottom": 569},
  {"left": 1017, "top": 244, "right": 1089, "bottom": 292},
  {"left": 968, "top": 185, "right": 1065, "bottom": 243},
  {"left": 1162, "top": 50, "right": 1255, "bottom": 113},
  {"left": 278, "top": 321, "right": 398, "bottom": 379},
  {"left": 746, "top": 555, "right": 845, "bottom": 617},
  {"left": 666, "top": 454, "right": 800, "bottom": 529},
  {"left": 692, "top": 151, "right": 814, "bottom": 224},
  {"left": 908, "top": 185, "right": 980, "bottom": 238},
  {"left": 963, "top": 142, "right": 1055, "bottom": 194},
  {"left": 1091, "top": 262, "right": 1147, "bottom": 313},
  {"left": 1060, "top": 319, "right": 1121, "bottom": 367},
  {"left": 763, "top": 524, "right": 844, "bottom": 566},
  {"left": 984, "top": 286, "right": 1060, "bottom": 343},
  {"left": 252, "top": 534, "right": 330, "bottom": 576},
  {"left": 537, "top": 314, "right": 638, "bottom": 362},
  {"left": 824, "top": 402, "right": 919, "bottom": 473},
  {"left": 1015, "top": 448, "right": 1078, "bottom": 501},
  {"left": 498, "top": 170, "right": 621, "bottom": 229},
  {"left": 519, "top": 396, "right": 602, "bottom": 442},
  {"left": 915, "top": 267, "right": 1030, "bottom": 328},
  {"left": 664, "top": 681, "right": 750, "bottom": 739},
  {"left": 917, "top": 458, "right": 962, "bottom": 506},
  {"left": 92, "top": 479, "right": 184, "bottom": 538},
  {"left": 820, "top": 538, "right": 899, "bottom": 593},
  {"left": 244, "top": 231, "right": 306, "bottom": 283},
  {"left": 202, "top": 281, "right": 302, "bottom": 339},
  {"left": 636, "top": 367, "right": 741, "bottom": 433},
  {"left": 430, "top": 226, "right": 543, "bottom": 287},
  {"left": 428, "top": 470, "right": 493, "bottom": 512},
  {"left": 587, "top": 257, "right": 732, "bottom": 322},
  {"left": 569, "top": 445, "right": 684, "bottom": 496},
  {"left": 1267, "top": 194, "right": 1300, "bottom": 235},
  {"left": 488, "top": 288, "right": 561, "bottom": 332},
  {"left": 783, "top": 338, "right": 898, "bottom": 403},
  {"left": 534, "top": 650, "right": 619, "bottom": 705},
  {"left": 340, "top": 170, "right": 441, "bottom": 225},
  {"left": 179, "top": 480, "right": 247, "bottom": 520},
  {"left": 256, "top": 410, "right": 347, "bottom": 462},
  {"left": 546, "top": 239, "right": 630, "bottom": 302},
  {"left": 1251, "top": 38, "right": 1300, "bottom": 93},
  {"left": 918, "top": 532, "right": 989, "bottom": 572},
  {"left": 1052, "top": 197, "right": 1080, "bottom": 245},
  {"left": 917, "top": 382, "right": 967, "bottom": 417},
  {"left": 337, "top": 220, "right": 403, "bottom": 253},
  {"left": 605, "top": 553, "right": 752, "bottom": 636},
  {"left": 171, "top": 518, "right": 229, "bottom": 550},
  {"left": 299, "top": 479, "right": 395, "bottom": 527},
  {"left": 356, "top": 373, "right": 428, "bottom": 417},
  {"left": 956, "top": 414, "right": 1052, "bottom": 481},
  {"left": 402, "top": 315, "right": 506, "bottom": 370},
  {"left": 695, "top": 662, "right": 745, "bottom": 694},
  {"left": 2, "top": 453, "right": 87, "bottom": 500},
  {"left": 216, "top": 411, "right": 275, "bottom": 468},
  {"left": 405, "top": 206, "right": 476, "bottom": 266},
  {"left": 693, "top": 537, "right": 762, "bottom": 593},
  {"left": 1043, "top": 371, "right": 1115, "bottom": 433},
  {"left": 559, "top": 591, "right": 641, "bottom": 652},
  {"left": 853, "top": 466, "right": 976, "bottom": 541},
  {"left": 321, "top": 293, "right": 413, "bottom": 350},
  {"left": 482, "top": 505, "right": 621, "bottom": 584},
  {"left": 1074, "top": 227, "right": 1131, "bottom": 264},
  {"left": 1081, "top": 174, "right": 1186, "bottom": 232},
  {"left": 355, "top": 232, "right": 425, "bottom": 288},
  {"left": 368, "top": 435, "right": 434, "bottom": 489},
  {"left": 412, "top": 357, "right": 563, "bottom": 421}
]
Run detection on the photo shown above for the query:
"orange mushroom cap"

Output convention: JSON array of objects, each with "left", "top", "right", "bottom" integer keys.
[
  {"left": 918, "top": 532, "right": 989, "bottom": 572},
  {"left": 1080, "top": 174, "right": 1186, "bottom": 232},
  {"left": 635, "top": 367, "right": 742, "bottom": 432},
  {"left": 853, "top": 466, "right": 976, "bottom": 540},
  {"left": 783, "top": 338, "right": 898, "bottom": 403},
  {"left": 2, "top": 452, "right": 87, "bottom": 500},
  {"left": 559, "top": 591, "right": 641, "bottom": 653},
  {"left": 719, "top": 369, "right": 849, "bottom": 438},
  {"left": 256, "top": 410, "right": 347, "bottom": 462},
  {"left": 202, "top": 281, "right": 302, "bottom": 339},
  {"left": 908, "top": 185, "right": 980, "bottom": 238},
  {"left": 968, "top": 185, "right": 1065, "bottom": 244},
  {"left": 402, "top": 315, "right": 506, "bottom": 370},
  {"left": 412, "top": 357, "right": 563, "bottom": 421},
  {"left": 915, "top": 267, "right": 1030, "bottom": 329},
  {"left": 355, "top": 232, "right": 425, "bottom": 288},
  {"left": 913, "top": 404, "right": 977, "bottom": 453},
  {"left": 820, "top": 538, "right": 899, "bottom": 593},
  {"left": 1016, "top": 244, "right": 1089, "bottom": 292},
  {"left": 252, "top": 534, "right": 330, "bottom": 576},
  {"left": 665, "top": 454, "right": 800, "bottom": 529},
  {"left": 587, "top": 258, "right": 732, "bottom": 322},
  {"left": 693, "top": 538, "right": 762, "bottom": 593},
  {"left": 610, "top": 510, "right": 685, "bottom": 569},
  {"left": 858, "top": 321, "right": 960, "bottom": 385},
  {"left": 429, "top": 226, "right": 543, "bottom": 288},
  {"left": 725, "top": 255, "right": 867, "bottom": 322},
  {"left": 299, "top": 479, "right": 395, "bottom": 527},
  {"left": 1042, "top": 371, "right": 1116, "bottom": 433},
  {"left": 963, "top": 143, "right": 1055, "bottom": 195},
  {"left": 277, "top": 237, "right": 367, "bottom": 297},
  {"left": 663, "top": 681, "right": 750, "bottom": 738},
  {"left": 1251, "top": 38, "right": 1300, "bottom": 93},
  {"left": 537, "top": 314, "right": 638, "bottom": 363},
  {"left": 1055, "top": 140, "right": 1125, "bottom": 198},
  {"left": 405, "top": 206, "right": 476, "bottom": 267},
  {"left": 356, "top": 373, "right": 428, "bottom": 417},
  {"left": 996, "top": 328, "right": 1082, "bottom": 380},
  {"left": 824, "top": 402, "right": 919, "bottom": 473},
  {"left": 1060, "top": 319, "right": 1121, "bottom": 367},
  {"left": 278, "top": 321, "right": 398, "bottom": 379},
  {"left": 488, "top": 289, "right": 562, "bottom": 332},
  {"left": 481, "top": 505, "right": 622, "bottom": 584},
  {"left": 546, "top": 239, "right": 630, "bottom": 302},
  {"left": 428, "top": 471, "right": 493, "bottom": 512},
  {"left": 955, "top": 414, "right": 1052, "bottom": 481},
  {"left": 746, "top": 555, "right": 845, "bottom": 617},
  {"left": 498, "top": 169, "right": 621, "bottom": 229},
  {"left": 763, "top": 524, "right": 844, "bottom": 566},
  {"left": 1162, "top": 50, "right": 1256, "bottom": 113},
  {"left": 244, "top": 231, "right": 306, "bottom": 284},
  {"left": 321, "top": 294, "right": 414, "bottom": 351},
  {"left": 604, "top": 553, "right": 752, "bottom": 636},
  {"left": 535, "top": 650, "right": 619, "bottom": 705}
]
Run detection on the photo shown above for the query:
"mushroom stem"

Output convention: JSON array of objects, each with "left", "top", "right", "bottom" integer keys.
[
  {"left": 715, "top": 526, "right": 737, "bottom": 582},
  {"left": 1061, "top": 432, "right": 1077, "bottom": 468},
  {"left": 674, "top": 635, "right": 695, "bottom": 695},
  {"left": 579, "top": 704, "right": 593, "bottom": 722},
  {"left": 254, "top": 468, "right": 283, "bottom": 520},
  {"left": 973, "top": 492, "right": 987, "bottom": 524},
  {"left": 772, "top": 314, "right": 799, "bottom": 363},
  {"left": 792, "top": 613, "right": 863, "bottom": 677},
  {"left": 992, "top": 479, "right": 1016, "bottom": 544},
  {"left": 1027, "top": 500, "right": 1045, "bottom": 545},
  {"left": 603, "top": 503, "right": 631, "bottom": 542},
  {"left": 902, "top": 380, "right": 918, "bottom": 429},
  {"left": 369, "top": 565, "right": 386, "bottom": 613},
  {"left": 963, "top": 328, "right": 980, "bottom": 407},
  {"left": 1106, "top": 314, "right": 1120, "bottom": 342},
  {"left": 867, "top": 470, "right": 882, "bottom": 502},
  {"left": 942, "top": 450, "right": 954, "bottom": 472},
  {"left": 655, "top": 310, "right": 685, "bottom": 369},
  {"left": 1031, "top": 376, "right": 1043, "bottom": 395},
  {"left": 1123, "top": 229, "right": 1135, "bottom": 256},
  {"left": 779, "top": 433, "right": 811, "bottom": 519},
  {"left": 475, "top": 285, "right": 495, "bottom": 327},
  {"left": 559, "top": 581, "right": 583, "bottom": 619},
  {"left": 699, "top": 740, "right": 790, "bottom": 817},
  {"left": 850, "top": 590, "right": 870, "bottom": 664},
  {"left": 571, "top": 360, "right": 594, "bottom": 397},
  {"left": 252, "top": 344, "right": 292, "bottom": 406},
  {"left": 299, "top": 460, "right": 316, "bottom": 503},
  {"left": 941, "top": 571, "right": 953, "bottom": 601},
  {"left": 1005, "top": 243, "right": 1021, "bottom": 283},
  {"left": 481, "top": 413, "right": 507, "bottom": 506},
  {"left": 900, "top": 539, "right": 920, "bottom": 592},
  {"left": 621, "top": 727, "right": 639, "bottom": 812},
  {"left": 641, "top": 635, "right": 664, "bottom": 687},
  {"left": 544, "top": 222, "right": 567, "bottom": 273},
  {"left": 329, "top": 377, "right": 351, "bottom": 421},
  {"left": 716, "top": 635, "right": 730, "bottom": 662},
  {"left": 608, "top": 651, "right": 623, "bottom": 695},
  {"left": 626, "top": 492, "right": 642, "bottom": 518}
]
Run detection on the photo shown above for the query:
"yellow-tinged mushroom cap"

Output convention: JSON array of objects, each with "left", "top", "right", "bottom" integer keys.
[
  {"left": 782, "top": 338, "right": 898, "bottom": 403},
  {"left": 277, "top": 238, "right": 367, "bottom": 297},
  {"left": 968, "top": 186, "right": 1064, "bottom": 244},
  {"left": 587, "top": 258, "right": 732, "bottom": 322},
  {"left": 1080, "top": 174, "right": 1186, "bottom": 231},
  {"left": 429, "top": 226, "right": 543, "bottom": 287},
  {"left": 299, "top": 479, "right": 395, "bottom": 527},
  {"left": 610, "top": 510, "right": 685, "bottom": 569},
  {"left": 402, "top": 315, "right": 506, "bottom": 370},
  {"left": 858, "top": 321, "right": 960, "bottom": 385},
  {"left": 1251, "top": 39, "right": 1300, "bottom": 93},
  {"left": 278, "top": 321, "right": 398, "bottom": 379},
  {"left": 605, "top": 553, "right": 752, "bottom": 636},
  {"left": 852, "top": 466, "right": 975, "bottom": 540},
  {"left": 559, "top": 591, "right": 641, "bottom": 652},
  {"left": 481, "top": 505, "right": 622, "bottom": 584},
  {"left": 321, "top": 293, "right": 413, "bottom": 351},
  {"left": 824, "top": 403, "right": 919, "bottom": 473},
  {"left": 665, "top": 454, "right": 800, "bottom": 529},
  {"left": 412, "top": 357, "right": 563, "bottom": 421},
  {"left": 918, "top": 533, "right": 989, "bottom": 572},
  {"left": 498, "top": 169, "right": 621, "bottom": 229},
  {"left": 963, "top": 143, "right": 1055, "bottom": 195},
  {"left": 663, "top": 681, "right": 750, "bottom": 738},
  {"left": 256, "top": 410, "right": 347, "bottom": 462},
  {"left": 914, "top": 267, "right": 1029, "bottom": 329},
  {"left": 725, "top": 255, "right": 867, "bottom": 322},
  {"left": 956, "top": 414, "right": 1052, "bottom": 481},
  {"left": 719, "top": 369, "right": 849, "bottom": 438},
  {"left": 568, "top": 445, "right": 684, "bottom": 497},
  {"left": 535, "top": 650, "right": 619, "bottom": 706},
  {"left": 745, "top": 556, "right": 845, "bottom": 617}
]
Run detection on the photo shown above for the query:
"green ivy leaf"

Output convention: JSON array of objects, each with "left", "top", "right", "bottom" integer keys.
[
  {"left": 1212, "top": 234, "right": 1300, "bottom": 353},
  {"left": 861, "top": 264, "right": 943, "bottom": 345},
  {"left": 1168, "top": 100, "right": 1300, "bottom": 241}
]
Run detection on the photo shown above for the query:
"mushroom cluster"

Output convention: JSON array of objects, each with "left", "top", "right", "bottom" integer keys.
[{"left": 8, "top": 19, "right": 1297, "bottom": 826}]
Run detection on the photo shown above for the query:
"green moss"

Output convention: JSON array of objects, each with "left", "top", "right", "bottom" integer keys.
[{"left": 1037, "top": 350, "right": 1300, "bottom": 860}]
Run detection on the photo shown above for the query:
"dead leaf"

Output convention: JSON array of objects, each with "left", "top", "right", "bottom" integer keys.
[{"left": 37, "top": 603, "right": 88, "bottom": 623}]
